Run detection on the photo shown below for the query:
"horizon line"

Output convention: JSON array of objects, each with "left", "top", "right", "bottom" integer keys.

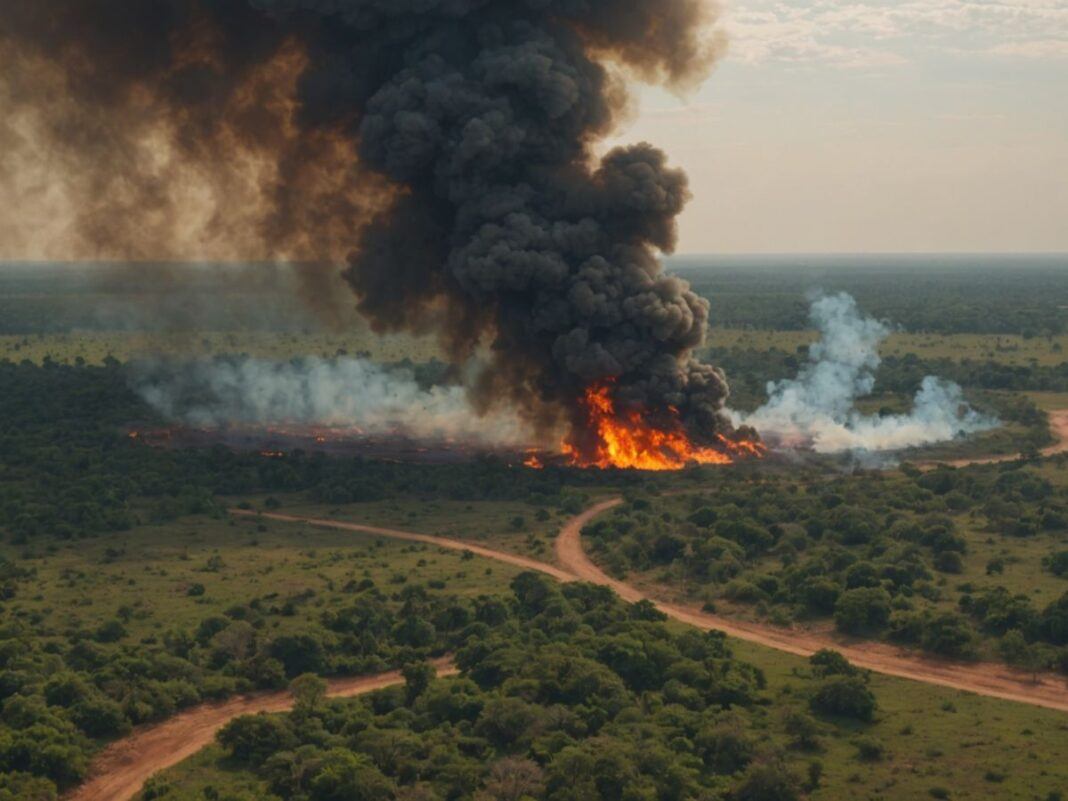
[{"left": 1, "top": 251, "right": 1067, "bottom": 268}]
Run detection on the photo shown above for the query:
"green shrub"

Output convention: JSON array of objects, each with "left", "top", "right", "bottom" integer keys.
[{"left": 810, "top": 676, "right": 877, "bottom": 722}]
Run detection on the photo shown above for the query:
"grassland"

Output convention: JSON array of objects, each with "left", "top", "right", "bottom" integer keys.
[
  {"left": 263, "top": 489, "right": 1068, "bottom": 621},
  {"left": 733, "top": 636, "right": 1068, "bottom": 801},
  {"left": 1025, "top": 391, "right": 1068, "bottom": 412},
  {"left": 2, "top": 512, "right": 523, "bottom": 642},
  {"left": 0, "top": 328, "right": 446, "bottom": 366},
  {"left": 5, "top": 327, "right": 1068, "bottom": 369}
]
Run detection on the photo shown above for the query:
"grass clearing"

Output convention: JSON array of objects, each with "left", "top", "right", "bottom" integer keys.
[
  {"left": 0, "top": 328, "right": 445, "bottom": 366},
  {"left": 3, "top": 513, "right": 521, "bottom": 643},
  {"left": 731, "top": 638, "right": 1068, "bottom": 801}
]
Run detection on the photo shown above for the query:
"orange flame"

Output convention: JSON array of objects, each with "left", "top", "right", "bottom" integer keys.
[{"left": 563, "top": 383, "right": 765, "bottom": 471}]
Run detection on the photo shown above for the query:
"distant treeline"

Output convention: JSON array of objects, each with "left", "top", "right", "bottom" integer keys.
[
  {"left": 675, "top": 256, "right": 1068, "bottom": 337},
  {"left": 3, "top": 257, "right": 1067, "bottom": 336},
  {"left": 709, "top": 344, "right": 1068, "bottom": 410}
]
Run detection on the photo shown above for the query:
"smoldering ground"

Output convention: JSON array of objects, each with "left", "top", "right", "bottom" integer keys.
[{"left": 0, "top": 1, "right": 739, "bottom": 455}]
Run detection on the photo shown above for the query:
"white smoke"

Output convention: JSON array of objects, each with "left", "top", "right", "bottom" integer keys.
[
  {"left": 734, "top": 293, "right": 997, "bottom": 453},
  {"left": 132, "top": 356, "right": 533, "bottom": 447}
]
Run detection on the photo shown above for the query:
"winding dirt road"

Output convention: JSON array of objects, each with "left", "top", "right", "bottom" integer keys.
[
  {"left": 249, "top": 502, "right": 1068, "bottom": 714},
  {"left": 928, "top": 409, "right": 1068, "bottom": 468},
  {"left": 229, "top": 510, "right": 576, "bottom": 582},
  {"left": 67, "top": 658, "right": 456, "bottom": 801},
  {"left": 1050, "top": 410, "right": 1068, "bottom": 457},
  {"left": 555, "top": 499, "right": 1068, "bottom": 713}
]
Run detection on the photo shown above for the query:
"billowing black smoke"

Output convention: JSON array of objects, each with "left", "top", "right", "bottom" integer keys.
[{"left": 0, "top": 0, "right": 746, "bottom": 456}]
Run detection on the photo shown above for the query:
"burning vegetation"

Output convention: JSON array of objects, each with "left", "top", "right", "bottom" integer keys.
[
  {"left": 562, "top": 383, "right": 765, "bottom": 471},
  {"left": 1, "top": 1, "right": 758, "bottom": 469}
]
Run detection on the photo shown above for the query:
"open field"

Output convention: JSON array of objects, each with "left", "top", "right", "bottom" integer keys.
[
  {"left": 734, "top": 637, "right": 1068, "bottom": 801},
  {"left": 4, "top": 327, "right": 1068, "bottom": 369},
  {"left": 0, "top": 328, "right": 446, "bottom": 366},
  {"left": 3, "top": 514, "right": 523, "bottom": 646},
  {"left": 1026, "top": 391, "right": 1068, "bottom": 412}
]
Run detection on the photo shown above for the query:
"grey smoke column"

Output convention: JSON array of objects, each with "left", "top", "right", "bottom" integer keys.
[
  {"left": 736, "top": 293, "right": 997, "bottom": 453},
  {"left": 0, "top": 1, "right": 741, "bottom": 456}
]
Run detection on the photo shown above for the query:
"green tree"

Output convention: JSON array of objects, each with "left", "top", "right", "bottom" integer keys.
[
  {"left": 218, "top": 714, "right": 298, "bottom": 764},
  {"left": 999, "top": 630, "right": 1047, "bottom": 681},
  {"left": 402, "top": 661, "right": 436, "bottom": 704},
  {"left": 290, "top": 674, "right": 328, "bottom": 715},
  {"left": 834, "top": 588, "right": 891, "bottom": 635},
  {"left": 474, "top": 758, "right": 544, "bottom": 801},
  {"left": 734, "top": 761, "right": 802, "bottom": 801},
  {"left": 809, "top": 649, "right": 857, "bottom": 678},
  {"left": 308, "top": 749, "right": 394, "bottom": 801}
]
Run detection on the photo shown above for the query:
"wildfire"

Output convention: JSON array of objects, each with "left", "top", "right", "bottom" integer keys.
[{"left": 562, "top": 383, "right": 765, "bottom": 471}]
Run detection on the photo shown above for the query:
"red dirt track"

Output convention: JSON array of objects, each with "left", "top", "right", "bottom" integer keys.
[
  {"left": 249, "top": 500, "right": 1068, "bottom": 714},
  {"left": 928, "top": 409, "right": 1068, "bottom": 468},
  {"left": 555, "top": 500, "right": 1068, "bottom": 714},
  {"left": 65, "top": 658, "right": 456, "bottom": 801}
]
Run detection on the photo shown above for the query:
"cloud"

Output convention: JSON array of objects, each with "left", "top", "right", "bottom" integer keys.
[
  {"left": 989, "top": 37, "right": 1068, "bottom": 58},
  {"left": 726, "top": 1, "right": 1068, "bottom": 67}
]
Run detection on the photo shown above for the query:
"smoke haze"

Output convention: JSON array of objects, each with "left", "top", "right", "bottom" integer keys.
[
  {"left": 132, "top": 357, "right": 532, "bottom": 446},
  {"left": 734, "top": 293, "right": 997, "bottom": 453},
  {"left": 0, "top": 1, "right": 738, "bottom": 454}
]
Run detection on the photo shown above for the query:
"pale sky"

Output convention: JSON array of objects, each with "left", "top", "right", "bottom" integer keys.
[{"left": 612, "top": 0, "right": 1068, "bottom": 254}]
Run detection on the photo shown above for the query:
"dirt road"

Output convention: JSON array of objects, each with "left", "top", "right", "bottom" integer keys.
[
  {"left": 67, "top": 658, "right": 456, "bottom": 801},
  {"left": 1050, "top": 410, "right": 1068, "bottom": 457},
  {"left": 250, "top": 503, "right": 1067, "bottom": 713},
  {"left": 926, "top": 409, "right": 1068, "bottom": 469},
  {"left": 554, "top": 499, "right": 1068, "bottom": 713},
  {"left": 230, "top": 509, "right": 575, "bottom": 582}
]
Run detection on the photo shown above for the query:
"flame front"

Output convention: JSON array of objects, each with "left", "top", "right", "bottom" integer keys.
[{"left": 563, "top": 383, "right": 765, "bottom": 471}]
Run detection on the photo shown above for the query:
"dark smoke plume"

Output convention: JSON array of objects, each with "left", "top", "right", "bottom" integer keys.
[{"left": 0, "top": 0, "right": 742, "bottom": 454}]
